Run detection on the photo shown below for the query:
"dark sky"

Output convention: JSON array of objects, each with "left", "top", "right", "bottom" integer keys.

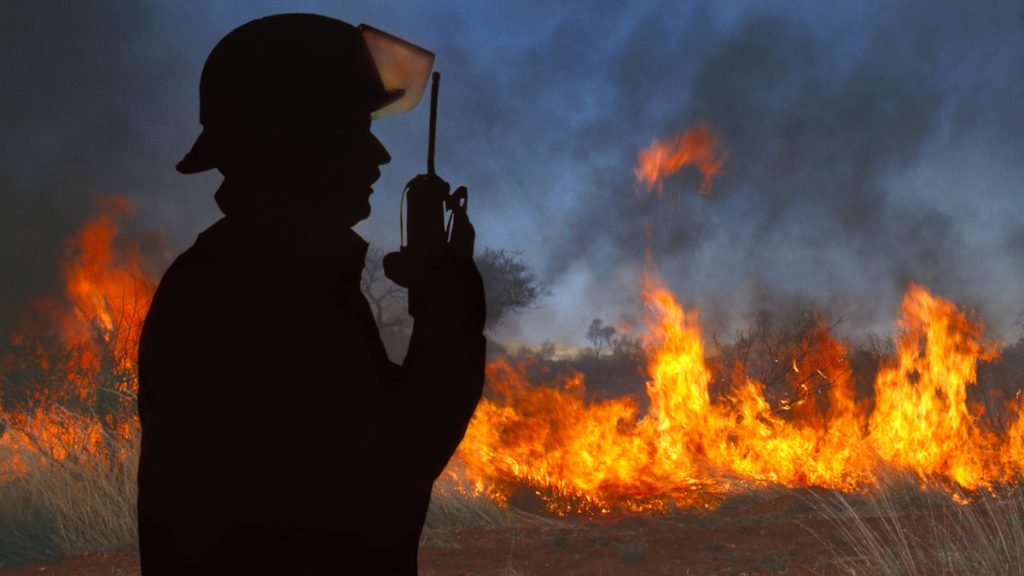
[{"left": 3, "top": 1, "right": 1023, "bottom": 345}]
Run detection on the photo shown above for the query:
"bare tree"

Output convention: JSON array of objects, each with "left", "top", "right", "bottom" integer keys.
[
  {"left": 475, "top": 248, "right": 549, "bottom": 330},
  {"left": 586, "top": 318, "right": 617, "bottom": 361},
  {"left": 361, "top": 247, "right": 410, "bottom": 334},
  {"left": 709, "top": 308, "right": 854, "bottom": 423},
  {"left": 360, "top": 247, "right": 548, "bottom": 348},
  {"left": 360, "top": 248, "right": 412, "bottom": 359}
]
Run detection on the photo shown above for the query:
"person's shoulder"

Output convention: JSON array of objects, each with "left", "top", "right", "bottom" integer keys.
[
  {"left": 166, "top": 218, "right": 216, "bottom": 266},
  {"left": 152, "top": 219, "right": 235, "bottom": 298}
]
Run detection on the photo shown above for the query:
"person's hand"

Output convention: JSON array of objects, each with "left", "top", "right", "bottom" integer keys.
[
  {"left": 418, "top": 189, "right": 486, "bottom": 334},
  {"left": 383, "top": 185, "right": 485, "bottom": 333}
]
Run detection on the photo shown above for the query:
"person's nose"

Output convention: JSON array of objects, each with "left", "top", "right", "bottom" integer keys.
[{"left": 371, "top": 133, "right": 391, "bottom": 166}]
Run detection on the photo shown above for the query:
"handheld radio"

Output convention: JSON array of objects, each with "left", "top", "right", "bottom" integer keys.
[{"left": 384, "top": 72, "right": 471, "bottom": 316}]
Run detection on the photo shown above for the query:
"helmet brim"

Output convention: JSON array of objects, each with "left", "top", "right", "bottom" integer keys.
[{"left": 176, "top": 129, "right": 218, "bottom": 175}]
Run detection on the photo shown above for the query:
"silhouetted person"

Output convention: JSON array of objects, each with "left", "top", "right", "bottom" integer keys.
[{"left": 137, "top": 14, "right": 485, "bottom": 575}]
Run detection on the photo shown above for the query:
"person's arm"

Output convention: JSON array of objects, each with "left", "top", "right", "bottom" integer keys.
[{"left": 396, "top": 209, "right": 487, "bottom": 482}]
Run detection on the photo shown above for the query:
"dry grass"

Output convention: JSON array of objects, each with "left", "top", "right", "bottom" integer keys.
[
  {"left": 0, "top": 434, "right": 547, "bottom": 568},
  {"left": 0, "top": 440, "right": 139, "bottom": 567},
  {"left": 5, "top": 432, "right": 1024, "bottom": 575},
  {"left": 799, "top": 472, "right": 1024, "bottom": 575},
  {"left": 426, "top": 472, "right": 559, "bottom": 531}
]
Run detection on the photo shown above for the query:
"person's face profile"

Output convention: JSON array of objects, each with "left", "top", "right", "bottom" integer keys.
[{"left": 300, "top": 115, "right": 392, "bottom": 227}]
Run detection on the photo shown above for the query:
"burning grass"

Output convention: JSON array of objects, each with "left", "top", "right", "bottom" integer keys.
[
  {"left": 5, "top": 198, "right": 1024, "bottom": 572},
  {"left": 451, "top": 273, "right": 1024, "bottom": 516}
]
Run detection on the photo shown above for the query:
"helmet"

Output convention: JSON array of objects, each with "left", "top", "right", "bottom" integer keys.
[{"left": 177, "top": 14, "right": 433, "bottom": 174}]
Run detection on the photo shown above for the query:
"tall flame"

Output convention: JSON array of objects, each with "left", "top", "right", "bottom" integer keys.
[
  {"left": 452, "top": 273, "right": 1024, "bottom": 514},
  {"left": 60, "top": 196, "right": 156, "bottom": 372},
  {"left": 635, "top": 124, "right": 726, "bottom": 195},
  {"left": 869, "top": 284, "right": 1002, "bottom": 489}
]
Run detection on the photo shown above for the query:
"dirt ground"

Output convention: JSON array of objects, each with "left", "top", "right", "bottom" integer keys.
[{"left": 0, "top": 493, "right": 858, "bottom": 575}]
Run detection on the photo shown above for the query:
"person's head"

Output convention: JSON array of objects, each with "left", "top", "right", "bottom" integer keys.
[{"left": 178, "top": 14, "right": 426, "bottom": 226}]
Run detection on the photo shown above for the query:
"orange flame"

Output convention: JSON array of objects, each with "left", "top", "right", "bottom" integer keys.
[
  {"left": 1, "top": 198, "right": 155, "bottom": 477},
  {"left": 452, "top": 274, "right": 1024, "bottom": 514},
  {"left": 4, "top": 195, "right": 1024, "bottom": 519},
  {"left": 635, "top": 124, "right": 726, "bottom": 196},
  {"left": 61, "top": 196, "right": 156, "bottom": 370},
  {"left": 869, "top": 284, "right": 1002, "bottom": 489}
]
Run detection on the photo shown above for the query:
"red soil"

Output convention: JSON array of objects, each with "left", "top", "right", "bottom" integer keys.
[{"left": 0, "top": 494, "right": 856, "bottom": 575}]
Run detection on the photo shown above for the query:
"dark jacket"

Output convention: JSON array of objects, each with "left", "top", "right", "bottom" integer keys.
[{"left": 137, "top": 209, "right": 485, "bottom": 575}]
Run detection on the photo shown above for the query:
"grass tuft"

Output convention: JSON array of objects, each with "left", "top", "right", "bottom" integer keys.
[
  {"left": 798, "top": 471, "right": 1024, "bottom": 575},
  {"left": 0, "top": 440, "right": 139, "bottom": 567},
  {"left": 0, "top": 435, "right": 552, "bottom": 568}
]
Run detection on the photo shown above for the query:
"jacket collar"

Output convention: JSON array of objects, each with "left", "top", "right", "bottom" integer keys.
[{"left": 203, "top": 179, "right": 370, "bottom": 291}]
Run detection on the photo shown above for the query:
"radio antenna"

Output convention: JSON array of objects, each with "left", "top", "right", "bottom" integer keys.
[{"left": 427, "top": 71, "right": 440, "bottom": 176}]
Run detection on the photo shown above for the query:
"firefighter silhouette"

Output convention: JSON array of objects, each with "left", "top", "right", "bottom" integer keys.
[{"left": 137, "top": 14, "right": 486, "bottom": 575}]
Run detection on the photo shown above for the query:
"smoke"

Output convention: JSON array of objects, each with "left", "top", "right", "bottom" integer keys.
[
  {"left": 2, "top": 1, "right": 1023, "bottom": 344},
  {"left": 2, "top": 3, "right": 143, "bottom": 328},
  {"left": 510, "top": 0, "right": 1024, "bottom": 342}
]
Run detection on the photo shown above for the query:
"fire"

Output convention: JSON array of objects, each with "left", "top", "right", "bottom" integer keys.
[
  {"left": 868, "top": 284, "right": 1002, "bottom": 489},
  {"left": 453, "top": 271, "right": 868, "bottom": 512},
  {"left": 4, "top": 193, "right": 1024, "bottom": 519},
  {"left": 452, "top": 274, "right": 1024, "bottom": 514},
  {"left": 446, "top": 124, "right": 1024, "bottom": 513},
  {"left": 635, "top": 124, "right": 726, "bottom": 195},
  {"left": 61, "top": 196, "right": 156, "bottom": 370},
  {"left": 0, "top": 197, "right": 155, "bottom": 478}
]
